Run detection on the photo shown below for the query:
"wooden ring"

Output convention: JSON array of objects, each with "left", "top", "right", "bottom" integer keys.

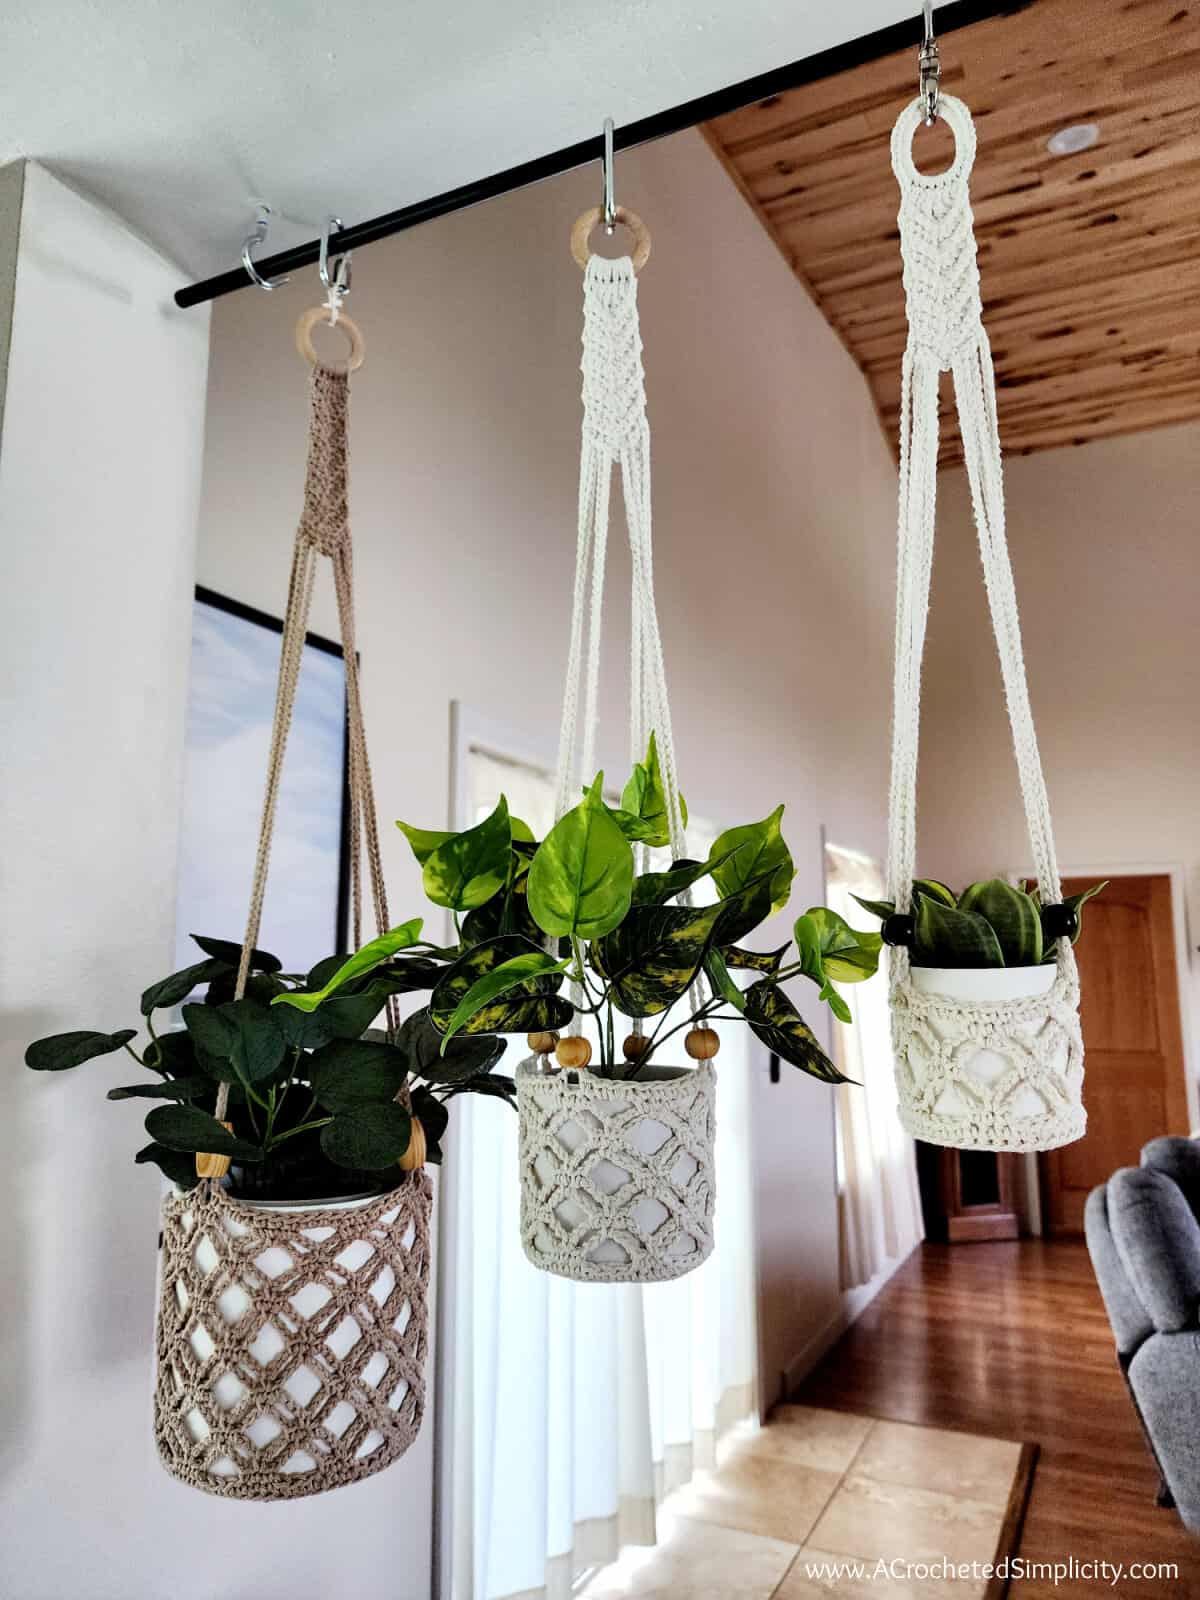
[
  {"left": 570, "top": 206, "right": 652, "bottom": 273},
  {"left": 295, "top": 305, "right": 366, "bottom": 373}
]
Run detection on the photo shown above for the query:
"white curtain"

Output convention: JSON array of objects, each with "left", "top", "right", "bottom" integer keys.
[
  {"left": 446, "top": 748, "right": 758, "bottom": 1600},
  {"left": 824, "top": 843, "right": 924, "bottom": 1293}
]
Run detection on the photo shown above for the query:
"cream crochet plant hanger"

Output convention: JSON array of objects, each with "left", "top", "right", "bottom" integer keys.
[{"left": 883, "top": 91, "right": 1086, "bottom": 1155}]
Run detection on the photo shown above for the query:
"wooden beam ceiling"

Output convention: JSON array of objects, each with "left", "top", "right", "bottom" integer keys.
[{"left": 704, "top": 0, "right": 1200, "bottom": 464}]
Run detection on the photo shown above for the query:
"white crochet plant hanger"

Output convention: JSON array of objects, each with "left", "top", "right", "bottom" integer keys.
[
  {"left": 885, "top": 93, "right": 1086, "bottom": 1154},
  {"left": 513, "top": 211, "right": 717, "bottom": 1285}
]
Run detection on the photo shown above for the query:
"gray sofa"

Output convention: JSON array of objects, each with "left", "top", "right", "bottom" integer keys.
[{"left": 1085, "top": 1136, "right": 1200, "bottom": 1534}]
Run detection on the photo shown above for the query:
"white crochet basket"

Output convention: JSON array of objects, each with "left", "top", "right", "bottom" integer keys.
[
  {"left": 892, "top": 952, "right": 1086, "bottom": 1153},
  {"left": 516, "top": 1058, "right": 716, "bottom": 1283},
  {"left": 882, "top": 93, "right": 1087, "bottom": 1153}
]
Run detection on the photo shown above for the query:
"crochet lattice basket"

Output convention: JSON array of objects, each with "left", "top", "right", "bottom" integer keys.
[
  {"left": 516, "top": 1059, "right": 716, "bottom": 1283},
  {"left": 154, "top": 1174, "right": 431, "bottom": 1500},
  {"left": 891, "top": 952, "right": 1086, "bottom": 1154}
]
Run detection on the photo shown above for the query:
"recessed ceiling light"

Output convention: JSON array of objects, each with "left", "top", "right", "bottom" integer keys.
[{"left": 1047, "top": 123, "right": 1101, "bottom": 157}]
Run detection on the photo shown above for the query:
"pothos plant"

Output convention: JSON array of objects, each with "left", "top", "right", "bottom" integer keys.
[
  {"left": 292, "top": 734, "right": 881, "bottom": 1084},
  {"left": 853, "top": 877, "right": 1106, "bottom": 969},
  {"left": 24, "top": 932, "right": 514, "bottom": 1199}
]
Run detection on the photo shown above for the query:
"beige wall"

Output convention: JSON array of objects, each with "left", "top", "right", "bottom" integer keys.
[
  {"left": 918, "top": 420, "right": 1200, "bottom": 1086},
  {"left": 195, "top": 127, "right": 900, "bottom": 1424}
]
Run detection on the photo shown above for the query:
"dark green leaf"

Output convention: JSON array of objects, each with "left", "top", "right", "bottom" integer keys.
[
  {"left": 398, "top": 1008, "right": 506, "bottom": 1085},
  {"left": 957, "top": 879, "right": 1042, "bottom": 966},
  {"left": 317, "top": 989, "right": 390, "bottom": 1040},
  {"left": 140, "top": 959, "right": 234, "bottom": 1015},
  {"left": 528, "top": 773, "right": 634, "bottom": 940},
  {"left": 744, "top": 982, "right": 848, "bottom": 1084},
  {"left": 422, "top": 797, "right": 512, "bottom": 912},
  {"left": 632, "top": 851, "right": 737, "bottom": 907},
  {"left": 711, "top": 872, "right": 776, "bottom": 949},
  {"left": 190, "top": 935, "right": 282, "bottom": 974},
  {"left": 431, "top": 936, "right": 568, "bottom": 1035},
  {"left": 134, "top": 1141, "right": 200, "bottom": 1189},
  {"left": 107, "top": 1075, "right": 211, "bottom": 1102},
  {"left": 465, "top": 993, "right": 574, "bottom": 1036},
  {"left": 217, "top": 999, "right": 288, "bottom": 1085},
  {"left": 271, "top": 1001, "right": 337, "bottom": 1051},
  {"left": 145, "top": 1105, "right": 264, "bottom": 1160},
  {"left": 462, "top": 875, "right": 544, "bottom": 947},
  {"left": 25, "top": 1029, "right": 137, "bottom": 1071},
  {"left": 307, "top": 1037, "right": 409, "bottom": 1113},
  {"left": 441, "top": 950, "right": 570, "bottom": 1045},
  {"left": 913, "top": 879, "right": 957, "bottom": 909},
  {"left": 598, "top": 901, "right": 725, "bottom": 1018},
  {"left": 321, "top": 1103, "right": 411, "bottom": 1170},
  {"left": 152, "top": 1030, "right": 199, "bottom": 1079},
  {"left": 851, "top": 894, "right": 895, "bottom": 921},
  {"left": 705, "top": 949, "right": 746, "bottom": 1015},
  {"left": 912, "top": 898, "right": 1004, "bottom": 968},
  {"left": 182, "top": 1001, "right": 236, "bottom": 1062},
  {"left": 411, "top": 1086, "right": 450, "bottom": 1165},
  {"left": 719, "top": 943, "right": 788, "bottom": 974}
]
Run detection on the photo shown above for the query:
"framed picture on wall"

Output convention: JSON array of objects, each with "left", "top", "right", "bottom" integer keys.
[{"left": 173, "top": 585, "right": 350, "bottom": 976}]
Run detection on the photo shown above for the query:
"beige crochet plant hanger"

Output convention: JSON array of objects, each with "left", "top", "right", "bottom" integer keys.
[
  {"left": 883, "top": 91, "right": 1085, "bottom": 1155},
  {"left": 155, "top": 291, "right": 434, "bottom": 1502}
]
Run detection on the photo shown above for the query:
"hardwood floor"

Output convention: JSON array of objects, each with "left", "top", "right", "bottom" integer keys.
[{"left": 795, "top": 1241, "right": 1199, "bottom": 1599}]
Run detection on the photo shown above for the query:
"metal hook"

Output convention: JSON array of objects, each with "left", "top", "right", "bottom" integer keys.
[
  {"left": 602, "top": 117, "right": 616, "bottom": 235},
  {"left": 240, "top": 204, "right": 289, "bottom": 292},
  {"left": 318, "top": 214, "right": 351, "bottom": 324},
  {"left": 919, "top": 1, "right": 941, "bottom": 125}
]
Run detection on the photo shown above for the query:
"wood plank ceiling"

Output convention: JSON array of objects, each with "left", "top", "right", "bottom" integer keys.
[{"left": 704, "top": 0, "right": 1200, "bottom": 464}]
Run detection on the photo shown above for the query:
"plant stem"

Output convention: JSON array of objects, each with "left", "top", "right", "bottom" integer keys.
[{"left": 270, "top": 1116, "right": 333, "bottom": 1146}]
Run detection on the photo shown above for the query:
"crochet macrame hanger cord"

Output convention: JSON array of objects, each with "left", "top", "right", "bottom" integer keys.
[
  {"left": 553, "top": 206, "right": 703, "bottom": 1037},
  {"left": 885, "top": 92, "right": 1066, "bottom": 957},
  {"left": 201, "top": 316, "right": 398, "bottom": 1160}
]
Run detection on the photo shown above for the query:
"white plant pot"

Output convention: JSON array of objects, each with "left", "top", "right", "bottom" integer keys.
[
  {"left": 892, "top": 953, "right": 1086, "bottom": 1153},
  {"left": 516, "top": 1057, "right": 716, "bottom": 1283},
  {"left": 154, "top": 1175, "right": 432, "bottom": 1501}
]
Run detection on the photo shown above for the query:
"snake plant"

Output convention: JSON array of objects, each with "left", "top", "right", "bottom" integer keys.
[{"left": 854, "top": 877, "right": 1105, "bottom": 969}]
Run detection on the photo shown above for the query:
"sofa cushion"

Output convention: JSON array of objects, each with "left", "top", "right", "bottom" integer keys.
[
  {"left": 1142, "top": 1136, "right": 1200, "bottom": 1220},
  {"left": 1109, "top": 1166, "right": 1200, "bottom": 1335},
  {"left": 1085, "top": 1184, "right": 1154, "bottom": 1357}
]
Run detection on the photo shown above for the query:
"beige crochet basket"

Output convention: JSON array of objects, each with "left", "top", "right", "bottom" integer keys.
[
  {"left": 154, "top": 1174, "right": 431, "bottom": 1500},
  {"left": 516, "top": 1058, "right": 716, "bottom": 1283}
]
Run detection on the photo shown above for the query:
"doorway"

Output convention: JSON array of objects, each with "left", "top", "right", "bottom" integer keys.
[{"left": 1039, "top": 873, "right": 1190, "bottom": 1235}]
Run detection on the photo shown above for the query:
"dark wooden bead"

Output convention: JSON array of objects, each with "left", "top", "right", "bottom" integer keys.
[{"left": 882, "top": 913, "right": 915, "bottom": 948}]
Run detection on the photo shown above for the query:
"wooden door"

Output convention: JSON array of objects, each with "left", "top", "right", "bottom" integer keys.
[{"left": 1040, "top": 874, "right": 1189, "bottom": 1235}]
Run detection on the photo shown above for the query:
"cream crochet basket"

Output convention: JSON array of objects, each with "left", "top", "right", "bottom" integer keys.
[
  {"left": 516, "top": 1059, "right": 716, "bottom": 1283},
  {"left": 154, "top": 1176, "right": 431, "bottom": 1500},
  {"left": 884, "top": 94, "right": 1086, "bottom": 1154}
]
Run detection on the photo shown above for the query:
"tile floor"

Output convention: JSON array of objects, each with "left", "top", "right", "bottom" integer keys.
[{"left": 583, "top": 1405, "right": 1024, "bottom": 1598}]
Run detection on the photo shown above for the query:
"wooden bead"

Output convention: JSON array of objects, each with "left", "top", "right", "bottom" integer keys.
[
  {"left": 398, "top": 1116, "right": 427, "bottom": 1173},
  {"left": 527, "top": 1031, "right": 560, "bottom": 1056},
  {"left": 555, "top": 1035, "right": 593, "bottom": 1071},
  {"left": 195, "top": 1122, "right": 234, "bottom": 1180},
  {"left": 685, "top": 1027, "right": 720, "bottom": 1061},
  {"left": 623, "top": 1033, "right": 652, "bottom": 1063}
]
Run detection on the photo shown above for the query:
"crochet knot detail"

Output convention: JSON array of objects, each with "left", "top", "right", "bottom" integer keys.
[
  {"left": 580, "top": 256, "right": 649, "bottom": 461},
  {"left": 516, "top": 1059, "right": 716, "bottom": 1283},
  {"left": 297, "top": 366, "right": 351, "bottom": 556},
  {"left": 892, "top": 95, "right": 984, "bottom": 371},
  {"left": 891, "top": 955, "right": 1086, "bottom": 1154},
  {"left": 154, "top": 1177, "right": 432, "bottom": 1500}
]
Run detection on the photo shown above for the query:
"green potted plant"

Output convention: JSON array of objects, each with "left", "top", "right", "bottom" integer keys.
[
  {"left": 304, "top": 733, "right": 877, "bottom": 1284},
  {"left": 25, "top": 931, "right": 510, "bottom": 1500},
  {"left": 853, "top": 877, "right": 1105, "bottom": 1153}
]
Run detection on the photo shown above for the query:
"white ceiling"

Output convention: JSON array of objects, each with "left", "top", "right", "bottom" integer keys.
[{"left": 3, "top": 1, "right": 916, "bottom": 285}]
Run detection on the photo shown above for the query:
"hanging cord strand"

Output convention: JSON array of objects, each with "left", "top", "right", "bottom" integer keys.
[
  {"left": 213, "top": 365, "right": 393, "bottom": 1128},
  {"left": 884, "top": 94, "right": 1065, "bottom": 964}
]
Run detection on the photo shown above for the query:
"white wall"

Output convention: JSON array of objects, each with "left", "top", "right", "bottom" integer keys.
[
  {"left": 194, "top": 128, "right": 899, "bottom": 1419},
  {"left": 918, "top": 422, "right": 1200, "bottom": 1081},
  {"left": 0, "top": 163, "right": 431, "bottom": 1600}
]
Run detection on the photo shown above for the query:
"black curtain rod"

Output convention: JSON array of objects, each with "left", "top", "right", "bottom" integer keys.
[{"left": 174, "top": 0, "right": 1035, "bottom": 310}]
